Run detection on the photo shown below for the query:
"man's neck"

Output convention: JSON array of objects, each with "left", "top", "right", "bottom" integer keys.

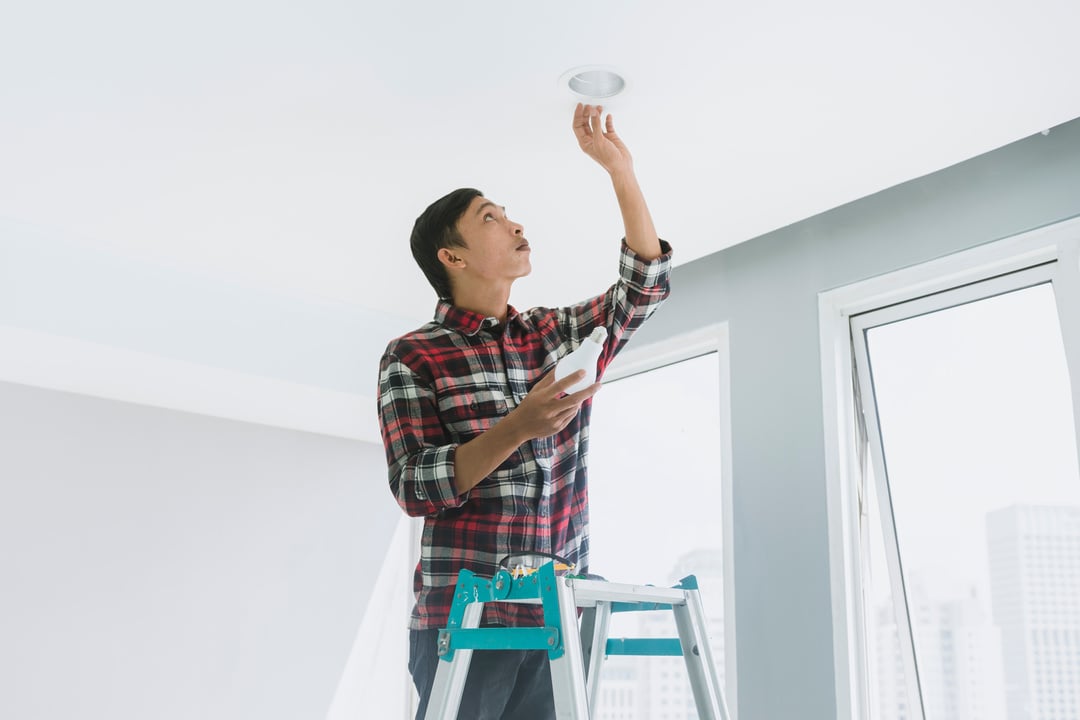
[{"left": 451, "top": 285, "right": 511, "bottom": 323}]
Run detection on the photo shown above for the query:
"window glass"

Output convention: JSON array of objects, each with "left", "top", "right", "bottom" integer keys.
[
  {"left": 589, "top": 352, "right": 726, "bottom": 719},
  {"left": 862, "top": 282, "right": 1080, "bottom": 720}
]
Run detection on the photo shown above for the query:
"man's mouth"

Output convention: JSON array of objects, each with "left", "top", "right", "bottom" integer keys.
[{"left": 517, "top": 240, "right": 530, "bottom": 251}]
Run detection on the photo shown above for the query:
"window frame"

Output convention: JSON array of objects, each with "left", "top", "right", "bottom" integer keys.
[
  {"left": 818, "top": 215, "right": 1080, "bottom": 719},
  {"left": 852, "top": 261, "right": 1059, "bottom": 720}
]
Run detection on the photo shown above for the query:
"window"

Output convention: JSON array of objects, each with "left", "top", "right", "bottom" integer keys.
[
  {"left": 857, "top": 272, "right": 1080, "bottom": 720},
  {"left": 821, "top": 217, "right": 1080, "bottom": 720},
  {"left": 587, "top": 326, "right": 735, "bottom": 719}
]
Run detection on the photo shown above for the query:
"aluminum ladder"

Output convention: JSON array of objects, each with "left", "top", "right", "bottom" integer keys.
[{"left": 424, "top": 561, "right": 731, "bottom": 719}]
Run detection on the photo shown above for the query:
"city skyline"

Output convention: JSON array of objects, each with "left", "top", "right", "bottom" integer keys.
[
  {"left": 871, "top": 503, "right": 1080, "bottom": 720},
  {"left": 588, "top": 502, "right": 1080, "bottom": 720}
]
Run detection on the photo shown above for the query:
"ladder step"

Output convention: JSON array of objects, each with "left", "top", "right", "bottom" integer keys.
[
  {"left": 605, "top": 638, "right": 684, "bottom": 656},
  {"left": 610, "top": 601, "right": 673, "bottom": 613},
  {"left": 567, "top": 578, "right": 690, "bottom": 606},
  {"left": 438, "top": 627, "right": 560, "bottom": 658}
]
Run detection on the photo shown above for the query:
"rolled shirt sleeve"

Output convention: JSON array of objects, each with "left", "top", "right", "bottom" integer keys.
[
  {"left": 552, "top": 238, "right": 673, "bottom": 378},
  {"left": 620, "top": 238, "right": 673, "bottom": 292},
  {"left": 378, "top": 352, "right": 468, "bottom": 517}
]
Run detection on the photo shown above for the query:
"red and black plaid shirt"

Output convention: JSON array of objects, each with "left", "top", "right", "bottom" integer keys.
[{"left": 378, "top": 240, "right": 672, "bottom": 630}]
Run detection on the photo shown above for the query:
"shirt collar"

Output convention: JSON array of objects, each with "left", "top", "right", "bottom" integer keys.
[{"left": 434, "top": 299, "right": 525, "bottom": 336}]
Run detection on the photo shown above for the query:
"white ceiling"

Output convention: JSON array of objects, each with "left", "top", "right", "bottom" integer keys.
[{"left": 2, "top": 0, "right": 1079, "bottom": 437}]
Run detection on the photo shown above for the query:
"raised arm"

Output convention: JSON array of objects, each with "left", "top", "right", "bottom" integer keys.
[{"left": 572, "top": 103, "right": 662, "bottom": 261}]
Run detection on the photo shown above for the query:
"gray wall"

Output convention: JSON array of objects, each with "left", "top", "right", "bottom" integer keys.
[
  {"left": 631, "top": 117, "right": 1080, "bottom": 719},
  {"left": 0, "top": 382, "right": 396, "bottom": 720}
]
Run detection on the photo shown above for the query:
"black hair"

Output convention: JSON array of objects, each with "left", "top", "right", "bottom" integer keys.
[{"left": 410, "top": 188, "right": 483, "bottom": 300}]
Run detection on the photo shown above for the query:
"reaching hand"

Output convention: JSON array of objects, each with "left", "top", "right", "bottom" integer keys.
[{"left": 573, "top": 103, "right": 633, "bottom": 176}]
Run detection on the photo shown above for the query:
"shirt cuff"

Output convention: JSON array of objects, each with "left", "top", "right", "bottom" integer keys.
[
  {"left": 411, "top": 445, "right": 468, "bottom": 510},
  {"left": 619, "top": 238, "right": 673, "bottom": 289}
]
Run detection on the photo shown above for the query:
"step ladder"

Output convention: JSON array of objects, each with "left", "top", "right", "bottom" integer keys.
[{"left": 424, "top": 561, "right": 731, "bottom": 719}]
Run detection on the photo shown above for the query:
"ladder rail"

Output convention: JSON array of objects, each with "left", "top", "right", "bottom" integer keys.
[
  {"left": 580, "top": 601, "right": 612, "bottom": 718},
  {"left": 424, "top": 601, "right": 484, "bottom": 720},
  {"left": 673, "top": 590, "right": 730, "bottom": 720},
  {"left": 548, "top": 572, "right": 591, "bottom": 719}
]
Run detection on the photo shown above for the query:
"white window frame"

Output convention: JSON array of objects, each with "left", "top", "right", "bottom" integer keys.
[
  {"left": 602, "top": 322, "right": 738, "bottom": 718},
  {"left": 818, "top": 215, "right": 1080, "bottom": 719}
]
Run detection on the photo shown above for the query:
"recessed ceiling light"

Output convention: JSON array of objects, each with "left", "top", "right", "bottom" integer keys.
[{"left": 561, "top": 66, "right": 627, "bottom": 99}]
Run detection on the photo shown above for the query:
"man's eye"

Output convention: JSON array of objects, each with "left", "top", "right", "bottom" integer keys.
[{"left": 484, "top": 213, "right": 495, "bottom": 221}]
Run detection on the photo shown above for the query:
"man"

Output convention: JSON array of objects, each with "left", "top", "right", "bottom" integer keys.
[{"left": 378, "top": 103, "right": 672, "bottom": 719}]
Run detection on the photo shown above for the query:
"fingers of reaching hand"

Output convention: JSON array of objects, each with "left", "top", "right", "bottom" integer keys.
[
  {"left": 573, "top": 103, "right": 610, "bottom": 143},
  {"left": 590, "top": 105, "right": 604, "bottom": 137},
  {"left": 573, "top": 103, "right": 590, "bottom": 141}
]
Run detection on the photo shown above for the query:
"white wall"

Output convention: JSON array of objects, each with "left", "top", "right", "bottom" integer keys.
[
  {"left": 627, "top": 116, "right": 1080, "bottom": 719},
  {"left": 0, "top": 381, "right": 397, "bottom": 720}
]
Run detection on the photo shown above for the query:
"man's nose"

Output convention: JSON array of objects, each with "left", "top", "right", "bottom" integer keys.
[{"left": 512, "top": 222, "right": 524, "bottom": 236}]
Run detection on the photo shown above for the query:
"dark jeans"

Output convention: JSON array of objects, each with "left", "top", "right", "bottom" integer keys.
[{"left": 409, "top": 628, "right": 556, "bottom": 720}]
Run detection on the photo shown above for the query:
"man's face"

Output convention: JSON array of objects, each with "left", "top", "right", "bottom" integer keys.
[{"left": 450, "top": 195, "right": 531, "bottom": 288}]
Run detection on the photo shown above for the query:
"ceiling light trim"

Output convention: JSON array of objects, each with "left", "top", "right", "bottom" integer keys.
[{"left": 559, "top": 65, "right": 628, "bottom": 100}]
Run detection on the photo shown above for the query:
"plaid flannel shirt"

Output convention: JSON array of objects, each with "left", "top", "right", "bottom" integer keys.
[{"left": 378, "top": 239, "right": 672, "bottom": 630}]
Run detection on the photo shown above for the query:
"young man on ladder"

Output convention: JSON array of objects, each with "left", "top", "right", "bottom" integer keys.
[{"left": 378, "top": 103, "right": 672, "bottom": 719}]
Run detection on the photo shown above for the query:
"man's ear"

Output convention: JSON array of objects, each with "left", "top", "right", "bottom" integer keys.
[{"left": 437, "top": 247, "right": 465, "bottom": 270}]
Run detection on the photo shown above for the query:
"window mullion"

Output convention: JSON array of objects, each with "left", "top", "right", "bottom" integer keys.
[
  {"left": 1053, "top": 235, "right": 1080, "bottom": 475},
  {"left": 851, "top": 321, "right": 929, "bottom": 720}
]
